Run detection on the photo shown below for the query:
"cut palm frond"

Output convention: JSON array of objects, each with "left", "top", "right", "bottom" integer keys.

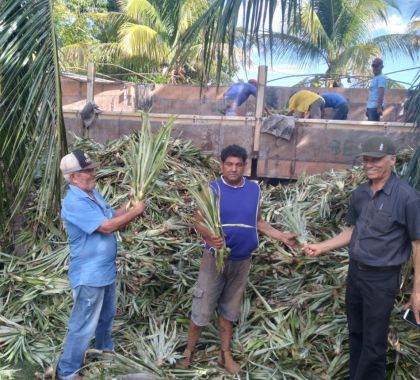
[
  {"left": 124, "top": 114, "right": 174, "bottom": 202},
  {"left": 2, "top": 134, "right": 417, "bottom": 378},
  {"left": 280, "top": 195, "right": 309, "bottom": 245},
  {"left": 189, "top": 181, "right": 229, "bottom": 272},
  {"left": 0, "top": 0, "right": 67, "bottom": 240}
]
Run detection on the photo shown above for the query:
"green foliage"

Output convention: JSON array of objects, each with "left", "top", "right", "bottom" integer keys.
[
  {"left": 0, "top": 0, "right": 67, "bottom": 243},
  {"left": 405, "top": 70, "right": 420, "bottom": 126},
  {"left": 124, "top": 115, "right": 174, "bottom": 201},
  {"left": 176, "top": 0, "right": 303, "bottom": 84},
  {"left": 402, "top": 146, "right": 420, "bottom": 191},
  {"left": 265, "top": 0, "right": 419, "bottom": 87},
  {"left": 55, "top": 0, "right": 223, "bottom": 84},
  {"left": 54, "top": 0, "right": 109, "bottom": 46},
  {"left": 0, "top": 136, "right": 418, "bottom": 379}
]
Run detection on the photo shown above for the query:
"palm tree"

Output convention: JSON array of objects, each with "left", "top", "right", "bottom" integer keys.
[
  {"left": 263, "top": 0, "right": 419, "bottom": 87},
  {"left": 58, "top": 0, "right": 214, "bottom": 83},
  {"left": 175, "top": 0, "right": 303, "bottom": 83},
  {"left": 0, "top": 0, "right": 304, "bottom": 243},
  {"left": 0, "top": 0, "right": 67, "bottom": 242}
]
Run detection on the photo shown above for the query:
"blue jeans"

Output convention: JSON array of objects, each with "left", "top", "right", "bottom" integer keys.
[
  {"left": 331, "top": 103, "right": 349, "bottom": 120},
  {"left": 57, "top": 282, "right": 116, "bottom": 380},
  {"left": 366, "top": 107, "right": 380, "bottom": 121},
  {"left": 223, "top": 96, "right": 239, "bottom": 116}
]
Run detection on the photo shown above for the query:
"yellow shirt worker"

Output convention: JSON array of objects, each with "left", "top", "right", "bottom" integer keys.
[{"left": 287, "top": 90, "right": 325, "bottom": 119}]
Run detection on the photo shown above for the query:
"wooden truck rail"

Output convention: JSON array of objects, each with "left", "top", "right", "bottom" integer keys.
[{"left": 63, "top": 110, "right": 419, "bottom": 179}]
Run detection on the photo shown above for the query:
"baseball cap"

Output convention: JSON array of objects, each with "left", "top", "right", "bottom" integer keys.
[
  {"left": 60, "top": 149, "right": 100, "bottom": 175},
  {"left": 371, "top": 57, "right": 383, "bottom": 66},
  {"left": 358, "top": 136, "right": 396, "bottom": 158}
]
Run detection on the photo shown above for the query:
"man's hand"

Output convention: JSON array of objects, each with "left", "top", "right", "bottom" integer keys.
[
  {"left": 408, "top": 240, "right": 420, "bottom": 323},
  {"left": 303, "top": 243, "right": 325, "bottom": 257},
  {"left": 377, "top": 105, "right": 383, "bottom": 116},
  {"left": 406, "top": 291, "right": 420, "bottom": 324},
  {"left": 98, "top": 199, "right": 145, "bottom": 234},
  {"left": 280, "top": 232, "right": 297, "bottom": 248},
  {"left": 204, "top": 234, "right": 225, "bottom": 250},
  {"left": 131, "top": 200, "right": 145, "bottom": 216}
]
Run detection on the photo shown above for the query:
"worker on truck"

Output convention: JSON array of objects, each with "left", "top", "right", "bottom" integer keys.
[
  {"left": 320, "top": 92, "right": 349, "bottom": 120},
  {"left": 366, "top": 58, "right": 387, "bottom": 121},
  {"left": 223, "top": 79, "right": 258, "bottom": 116},
  {"left": 287, "top": 90, "right": 325, "bottom": 119}
]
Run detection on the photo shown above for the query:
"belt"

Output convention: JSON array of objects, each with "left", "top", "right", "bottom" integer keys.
[{"left": 352, "top": 260, "right": 400, "bottom": 272}]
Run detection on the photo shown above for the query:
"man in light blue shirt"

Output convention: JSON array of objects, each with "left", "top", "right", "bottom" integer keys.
[
  {"left": 56, "top": 150, "right": 145, "bottom": 380},
  {"left": 366, "top": 58, "right": 387, "bottom": 121}
]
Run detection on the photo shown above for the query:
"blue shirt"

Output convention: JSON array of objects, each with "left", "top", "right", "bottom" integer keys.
[
  {"left": 367, "top": 74, "right": 387, "bottom": 108},
  {"left": 346, "top": 174, "right": 420, "bottom": 266},
  {"left": 62, "top": 185, "right": 117, "bottom": 288},
  {"left": 224, "top": 83, "right": 257, "bottom": 106},
  {"left": 208, "top": 177, "right": 260, "bottom": 260},
  {"left": 320, "top": 93, "right": 347, "bottom": 108}
]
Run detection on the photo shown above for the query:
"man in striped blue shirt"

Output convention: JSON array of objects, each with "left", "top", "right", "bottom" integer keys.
[{"left": 176, "top": 145, "right": 297, "bottom": 374}]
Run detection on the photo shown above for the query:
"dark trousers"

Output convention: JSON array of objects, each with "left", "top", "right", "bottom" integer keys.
[
  {"left": 366, "top": 108, "right": 381, "bottom": 121},
  {"left": 331, "top": 103, "right": 349, "bottom": 120},
  {"left": 345, "top": 260, "right": 400, "bottom": 380}
]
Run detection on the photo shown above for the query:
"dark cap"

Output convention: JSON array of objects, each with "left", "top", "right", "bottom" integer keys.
[{"left": 358, "top": 136, "right": 396, "bottom": 158}]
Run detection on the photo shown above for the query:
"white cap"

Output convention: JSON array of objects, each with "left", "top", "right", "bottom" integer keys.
[{"left": 60, "top": 150, "right": 100, "bottom": 175}]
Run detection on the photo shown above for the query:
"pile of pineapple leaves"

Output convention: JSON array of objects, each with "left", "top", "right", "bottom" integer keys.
[{"left": 0, "top": 134, "right": 419, "bottom": 380}]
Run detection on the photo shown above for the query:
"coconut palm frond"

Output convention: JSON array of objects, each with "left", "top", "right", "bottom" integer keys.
[
  {"left": 332, "top": 43, "right": 380, "bottom": 77},
  {"left": 299, "top": 2, "right": 331, "bottom": 50},
  {"left": 124, "top": 115, "right": 174, "bottom": 202},
  {"left": 188, "top": 181, "right": 230, "bottom": 272},
  {"left": 174, "top": 0, "right": 209, "bottom": 39},
  {"left": 268, "top": 33, "right": 327, "bottom": 69},
  {"left": 406, "top": 70, "right": 420, "bottom": 126},
  {"left": 175, "top": 0, "right": 303, "bottom": 84},
  {"left": 122, "top": 0, "right": 166, "bottom": 33},
  {"left": 0, "top": 0, "right": 67, "bottom": 236},
  {"left": 372, "top": 33, "right": 420, "bottom": 62},
  {"left": 263, "top": 0, "right": 413, "bottom": 88},
  {"left": 401, "top": 146, "right": 420, "bottom": 191}
]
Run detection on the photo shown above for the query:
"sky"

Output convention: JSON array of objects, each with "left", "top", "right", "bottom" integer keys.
[{"left": 236, "top": 0, "right": 419, "bottom": 88}]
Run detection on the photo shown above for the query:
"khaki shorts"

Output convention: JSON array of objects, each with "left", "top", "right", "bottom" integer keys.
[
  {"left": 191, "top": 250, "right": 251, "bottom": 326},
  {"left": 309, "top": 97, "right": 325, "bottom": 119}
]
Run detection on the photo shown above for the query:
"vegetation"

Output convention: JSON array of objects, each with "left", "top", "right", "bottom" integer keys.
[
  {"left": 0, "top": 2, "right": 419, "bottom": 376},
  {"left": 0, "top": 0, "right": 67, "bottom": 245},
  {"left": 0, "top": 0, "right": 308, "bottom": 245},
  {"left": 263, "top": 0, "right": 419, "bottom": 87},
  {"left": 124, "top": 115, "right": 173, "bottom": 202},
  {"left": 55, "top": 0, "right": 238, "bottom": 84},
  {"left": 1, "top": 136, "right": 418, "bottom": 379}
]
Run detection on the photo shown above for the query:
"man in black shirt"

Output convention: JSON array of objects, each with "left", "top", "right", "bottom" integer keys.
[{"left": 303, "top": 136, "right": 420, "bottom": 380}]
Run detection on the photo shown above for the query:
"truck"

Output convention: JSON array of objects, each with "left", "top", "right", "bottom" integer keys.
[
  {"left": 63, "top": 110, "right": 418, "bottom": 179},
  {"left": 61, "top": 69, "right": 418, "bottom": 179}
]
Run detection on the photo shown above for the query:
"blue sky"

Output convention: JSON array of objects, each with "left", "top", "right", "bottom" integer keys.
[{"left": 236, "top": 0, "right": 419, "bottom": 88}]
